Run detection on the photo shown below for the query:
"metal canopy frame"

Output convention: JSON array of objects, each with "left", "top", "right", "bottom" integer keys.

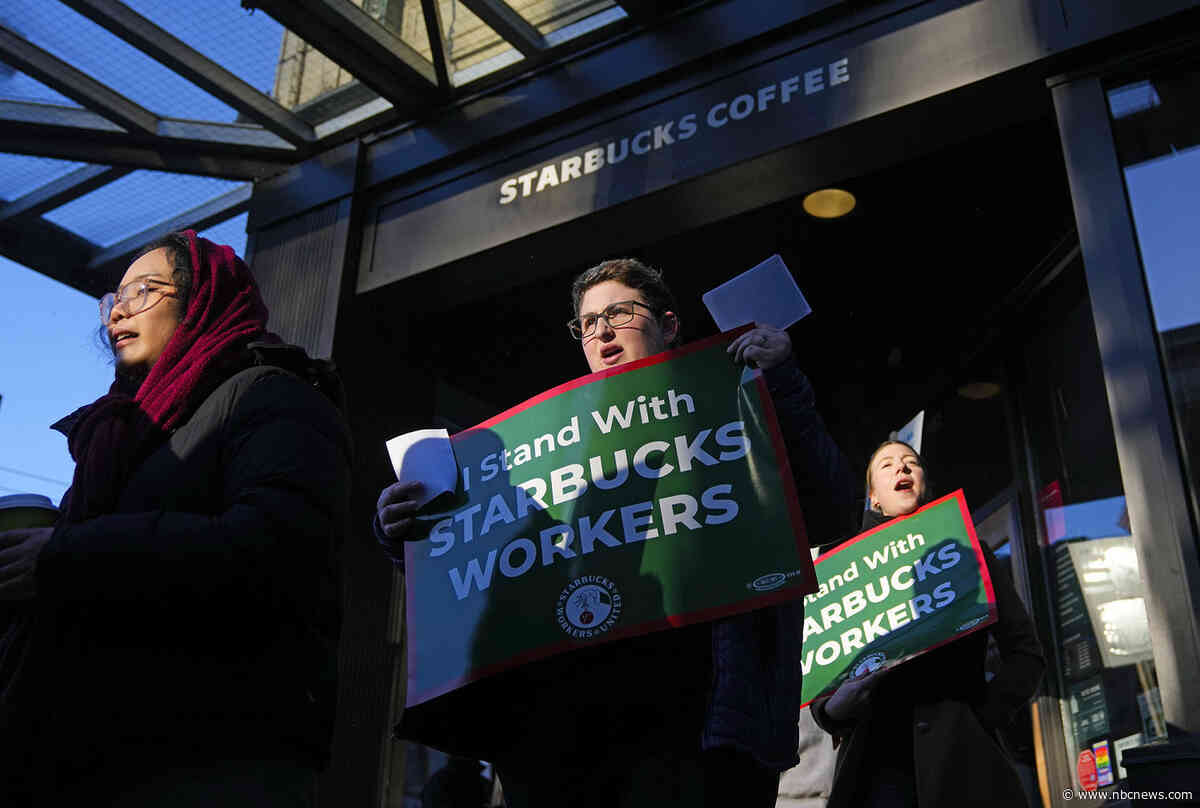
[
  {"left": 57, "top": 0, "right": 316, "bottom": 146},
  {"left": 0, "top": 0, "right": 697, "bottom": 294},
  {"left": 243, "top": 0, "right": 442, "bottom": 101},
  {"left": 458, "top": 0, "right": 547, "bottom": 56}
]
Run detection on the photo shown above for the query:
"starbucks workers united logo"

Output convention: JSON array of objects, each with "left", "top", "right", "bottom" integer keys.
[{"left": 557, "top": 576, "right": 622, "bottom": 639}]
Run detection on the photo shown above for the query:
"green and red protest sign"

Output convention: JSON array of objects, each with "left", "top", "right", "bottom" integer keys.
[
  {"left": 799, "top": 490, "right": 997, "bottom": 705},
  {"left": 403, "top": 329, "right": 816, "bottom": 706}
]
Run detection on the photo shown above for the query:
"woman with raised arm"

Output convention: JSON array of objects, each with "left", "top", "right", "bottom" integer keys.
[
  {"left": 811, "top": 440, "right": 1044, "bottom": 808},
  {"left": 0, "top": 231, "right": 351, "bottom": 807}
]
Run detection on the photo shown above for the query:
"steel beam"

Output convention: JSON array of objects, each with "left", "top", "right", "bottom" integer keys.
[
  {"left": 0, "top": 101, "right": 297, "bottom": 179},
  {"left": 457, "top": 0, "right": 546, "bottom": 56},
  {"left": 420, "top": 0, "right": 451, "bottom": 90},
  {"left": 0, "top": 100, "right": 124, "bottom": 132},
  {"left": 0, "top": 217, "right": 105, "bottom": 297},
  {"left": 0, "top": 166, "right": 132, "bottom": 223},
  {"left": 56, "top": 0, "right": 316, "bottom": 147},
  {"left": 245, "top": 0, "right": 441, "bottom": 107},
  {"left": 613, "top": 0, "right": 693, "bottom": 25},
  {"left": 87, "top": 184, "right": 253, "bottom": 283},
  {"left": 0, "top": 24, "right": 157, "bottom": 132}
]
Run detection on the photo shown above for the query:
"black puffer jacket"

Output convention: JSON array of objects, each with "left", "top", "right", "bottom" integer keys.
[
  {"left": 2, "top": 347, "right": 351, "bottom": 795},
  {"left": 396, "top": 358, "right": 858, "bottom": 772},
  {"left": 811, "top": 508, "right": 1045, "bottom": 808}
]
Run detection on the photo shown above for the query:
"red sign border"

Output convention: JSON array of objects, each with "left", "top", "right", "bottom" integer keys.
[
  {"left": 404, "top": 326, "right": 817, "bottom": 706},
  {"left": 799, "top": 489, "right": 999, "bottom": 708}
]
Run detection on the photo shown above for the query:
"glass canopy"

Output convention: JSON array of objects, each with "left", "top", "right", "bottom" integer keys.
[{"left": 0, "top": 0, "right": 642, "bottom": 293}]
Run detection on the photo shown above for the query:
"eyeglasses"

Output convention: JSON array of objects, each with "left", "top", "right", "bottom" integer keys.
[
  {"left": 99, "top": 278, "right": 177, "bottom": 323},
  {"left": 568, "top": 300, "right": 657, "bottom": 339}
]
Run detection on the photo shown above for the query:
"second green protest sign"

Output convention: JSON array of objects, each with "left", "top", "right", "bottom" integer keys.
[
  {"left": 404, "top": 330, "right": 816, "bottom": 706},
  {"left": 799, "top": 490, "right": 997, "bottom": 705}
]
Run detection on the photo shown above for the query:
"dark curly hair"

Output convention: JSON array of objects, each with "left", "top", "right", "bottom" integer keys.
[{"left": 570, "top": 258, "right": 681, "bottom": 346}]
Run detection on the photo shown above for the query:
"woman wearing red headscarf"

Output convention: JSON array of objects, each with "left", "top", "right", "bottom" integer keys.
[{"left": 0, "top": 232, "right": 351, "bottom": 807}]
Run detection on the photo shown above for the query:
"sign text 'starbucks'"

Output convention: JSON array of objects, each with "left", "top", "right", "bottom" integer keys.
[
  {"left": 404, "top": 331, "right": 815, "bottom": 706},
  {"left": 799, "top": 491, "right": 996, "bottom": 705}
]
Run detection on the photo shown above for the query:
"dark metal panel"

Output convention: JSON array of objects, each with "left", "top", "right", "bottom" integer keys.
[
  {"left": 0, "top": 25, "right": 157, "bottom": 132},
  {"left": 247, "top": 140, "right": 360, "bottom": 231},
  {"left": 1058, "top": 0, "right": 1200, "bottom": 49},
  {"left": 362, "top": 56, "right": 1056, "bottom": 306},
  {"left": 362, "top": 0, "right": 887, "bottom": 186},
  {"left": 457, "top": 0, "right": 546, "bottom": 55},
  {"left": 361, "top": 0, "right": 1200, "bottom": 192},
  {"left": 614, "top": 0, "right": 696, "bottom": 25},
  {"left": 0, "top": 217, "right": 104, "bottom": 296},
  {"left": 244, "top": 0, "right": 440, "bottom": 107},
  {"left": 359, "top": 0, "right": 1067, "bottom": 290},
  {"left": 0, "top": 166, "right": 131, "bottom": 223},
  {"left": 1052, "top": 76, "right": 1200, "bottom": 734},
  {"left": 247, "top": 198, "right": 350, "bottom": 358},
  {"left": 56, "top": 0, "right": 316, "bottom": 147},
  {"left": 86, "top": 184, "right": 253, "bottom": 286}
]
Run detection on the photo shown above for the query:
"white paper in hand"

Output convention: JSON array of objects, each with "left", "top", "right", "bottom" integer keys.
[
  {"left": 385, "top": 429, "right": 458, "bottom": 508},
  {"left": 702, "top": 254, "right": 812, "bottom": 331}
]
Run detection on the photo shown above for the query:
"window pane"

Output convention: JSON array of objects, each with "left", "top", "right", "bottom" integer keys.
[
  {"left": 337, "top": 0, "right": 432, "bottom": 59},
  {"left": 1020, "top": 277, "right": 1164, "bottom": 790},
  {"left": 11, "top": 0, "right": 238, "bottom": 121},
  {"left": 120, "top": 0, "right": 285, "bottom": 98},
  {"left": 0, "top": 154, "right": 87, "bottom": 202},
  {"left": 437, "top": 1, "right": 523, "bottom": 84},
  {"left": 42, "top": 171, "right": 246, "bottom": 247},
  {"left": 1108, "top": 67, "right": 1200, "bottom": 534},
  {"left": 509, "top": 0, "right": 619, "bottom": 37}
]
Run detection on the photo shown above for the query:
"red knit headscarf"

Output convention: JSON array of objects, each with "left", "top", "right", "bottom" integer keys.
[{"left": 60, "top": 230, "right": 274, "bottom": 523}]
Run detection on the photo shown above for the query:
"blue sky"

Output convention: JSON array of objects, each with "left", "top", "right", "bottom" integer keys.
[
  {"left": 1125, "top": 143, "right": 1200, "bottom": 334},
  {"left": 0, "top": 257, "right": 112, "bottom": 503},
  {"left": 0, "top": 220, "right": 247, "bottom": 505}
]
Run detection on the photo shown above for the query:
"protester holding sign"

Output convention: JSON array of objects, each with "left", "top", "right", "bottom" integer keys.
[
  {"left": 377, "top": 258, "right": 858, "bottom": 807},
  {"left": 811, "top": 441, "right": 1044, "bottom": 808}
]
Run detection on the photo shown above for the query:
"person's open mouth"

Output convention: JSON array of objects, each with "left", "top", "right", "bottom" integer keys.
[
  {"left": 111, "top": 330, "right": 137, "bottom": 348},
  {"left": 600, "top": 344, "right": 624, "bottom": 365},
  {"left": 894, "top": 478, "right": 915, "bottom": 492}
]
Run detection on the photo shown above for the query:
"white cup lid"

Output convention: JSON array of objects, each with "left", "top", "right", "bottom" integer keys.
[{"left": 0, "top": 493, "right": 58, "bottom": 511}]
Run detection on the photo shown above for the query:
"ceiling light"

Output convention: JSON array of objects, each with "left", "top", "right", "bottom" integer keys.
[
  {"left": 803, "top": 188, "right": 856, "bottom": 218},
  {"left": 957, "top": 381, "right": 1003, "bottom": 400}
]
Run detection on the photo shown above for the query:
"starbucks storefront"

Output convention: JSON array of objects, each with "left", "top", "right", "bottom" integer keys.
[{"left": 239, "top": 1, "right": 1200, "bottom": 803}]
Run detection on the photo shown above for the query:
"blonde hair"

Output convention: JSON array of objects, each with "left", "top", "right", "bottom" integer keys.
[{"left": 865, "top": 440, "right": 925, "bottom": 508}]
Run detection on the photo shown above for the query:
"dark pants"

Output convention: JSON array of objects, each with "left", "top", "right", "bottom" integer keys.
[
  {"left": 497, "top": 746, "right": 779, "bottom": 808},
  {"left": 51, "top": 758, "right": 317, "bottom": 808},
  {"left": 494, "top": 696, "right": 779, "bottom": 808}
]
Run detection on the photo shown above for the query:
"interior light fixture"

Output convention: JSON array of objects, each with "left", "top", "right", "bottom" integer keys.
[
  {"left": 957, "top": 381, "right": 1003, "bottom": 400},
  {"left": 803, "top": 188, "right": 856, "bottom": 218}
]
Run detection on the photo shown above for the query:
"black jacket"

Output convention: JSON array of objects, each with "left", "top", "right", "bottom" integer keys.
[
  {"left": 397, "top": 358, "right": 858, "bottom": 772},
  {"left": 2, "top": 350, "right": 351, "bottom": 792},
  {"left": 812, "top": 508, "right": 1045, "bottom": 808}
]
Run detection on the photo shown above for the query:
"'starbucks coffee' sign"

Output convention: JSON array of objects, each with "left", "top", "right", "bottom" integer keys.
[
  {"left": 799, "top": 491, "right": 996, "bottom": 705},
  {"left": 404, "top": 329, "right": 816, "bottom": 706}
]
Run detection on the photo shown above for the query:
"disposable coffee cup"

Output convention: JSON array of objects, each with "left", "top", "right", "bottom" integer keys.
[{"left": 0, "top": 493, "right": 59, "bottom": 531}]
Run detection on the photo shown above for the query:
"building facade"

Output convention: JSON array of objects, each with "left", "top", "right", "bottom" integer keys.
[{"left": 240, "top": 1, "right": 1200, "bottom": 804}]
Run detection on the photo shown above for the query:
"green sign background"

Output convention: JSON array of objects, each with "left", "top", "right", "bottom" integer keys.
[
  {"left": 799, "top": 491, "right": 997, "bottom": 705},
  {"left": 404, "top": 331, "right": 815, "bottom": 706}
]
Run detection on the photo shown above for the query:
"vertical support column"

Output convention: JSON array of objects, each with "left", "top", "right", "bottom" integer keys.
[
  {"left": 246, "top": 140, "right": 419, "bottom": 807},
  {"left": 1051, "top": 75, "right": 1200, "bottom": 734},
  {"left": 250, "top": 198, "right": 352, "bottom": 358}
]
